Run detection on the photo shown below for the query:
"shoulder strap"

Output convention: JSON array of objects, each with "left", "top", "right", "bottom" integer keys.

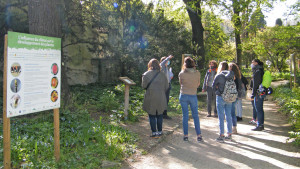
[{"left": 146, "top": 72, "right": 160, "bottom": 90}]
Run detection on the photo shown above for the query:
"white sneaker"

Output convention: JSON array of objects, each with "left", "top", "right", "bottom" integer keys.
[{"left": 232, "top": 127, "right": 237, "bottom": 134}]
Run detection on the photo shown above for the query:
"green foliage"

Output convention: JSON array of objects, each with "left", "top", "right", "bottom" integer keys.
[
  {"left": 202, "top": 11, "right": 233, "bottom": 62},
  {"left": 243, "top": 25, "right": 300, "bottom": 72},
  {"left": 273, "top": 85, "right": 300, "bottom": 145},
  {"left": 0, "top": 82, "right": 150, "bottom": 168},
  {"left": 70, "top": 84, "right": 122, "bottom": 113},
  {"left": 271, "top": 72, "right": 291, "bottom": 81},
  {"left": 0, "top": 109, "right": 138, "bottom": 168}
]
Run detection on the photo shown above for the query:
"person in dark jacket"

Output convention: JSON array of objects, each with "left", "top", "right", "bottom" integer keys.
[
  {"left": 142, "top": 59, "right": 169, "bottom": 138},
  {"left": 228, "top": 63, "right": 242, "bottom": 134},
  {"left": 202, "top": 60, "right": 218, "bottom": 117},
  {"left": 251, "top": 59, "right": 265, "bottom": 131},
  {"left": 213, "top": 61, "right": 234, "bottom": 142},
  {"left": 249, "top": 78, "right": 258, "bottom": 125}
]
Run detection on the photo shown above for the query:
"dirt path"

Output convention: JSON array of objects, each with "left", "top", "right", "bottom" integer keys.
[{"left": 122, "top": 81, "right": 300, "bottom": 169}]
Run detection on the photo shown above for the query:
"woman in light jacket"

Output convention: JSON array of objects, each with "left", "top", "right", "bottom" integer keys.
[
  {"left": 179, "top": 57, "right": 203, "bottom": 142},
  {"left": 142, "top": 59, "right": 169, "bottom": 138}
]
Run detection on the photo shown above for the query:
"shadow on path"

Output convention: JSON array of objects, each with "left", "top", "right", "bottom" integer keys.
[{"left": 122, "top": 81, "right": 299, "bottom": 169}]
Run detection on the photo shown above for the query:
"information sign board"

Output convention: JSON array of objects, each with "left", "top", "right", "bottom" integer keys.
[{"left": 6, "top": 31, "right": 61, "bottom": 117}]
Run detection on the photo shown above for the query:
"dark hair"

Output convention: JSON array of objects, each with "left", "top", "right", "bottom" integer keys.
[
  {"left": 160, "top": 56, "right": 166, "bottom": 63},
  {"left": 217, "top": 61, "right": 228, "bottom": 74},
  {"left": 229, "top": 62, "right": 241, "bottom": 79},
  {"left": 252, "top": 59, "right": 264, "bottom": 66},
  {"left": 182, "top": 57, "right": 195, "bottom": 70},
  {"left": 148, "top": 59, "right": 161, "bottom": 71}
]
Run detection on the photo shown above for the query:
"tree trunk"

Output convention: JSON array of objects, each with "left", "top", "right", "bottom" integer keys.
[
  {"left": 232, "top": 0, "right": 242, "bottom": 66},
  {"left": 183, "top": 0, "right": 205, "bottom": 69},
  {"left": 28, "top": 0, "right": 70, "bottom": 104}
]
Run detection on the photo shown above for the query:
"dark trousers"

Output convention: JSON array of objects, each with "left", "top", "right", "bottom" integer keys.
[
  {"left": 251, "top": 100, "right": 257, "bottom": 120},
  {"left": 149, "top": 113, "right": 163, "bottom": 132},
  {"left": 254, "top": 94, "right": 266, "bottom": 126},
  {"left": 207, "top": 86, "right": 217, "bottom": 115},
  {"left": 163, "top": 83, "right": 171, "bottom": 116}
]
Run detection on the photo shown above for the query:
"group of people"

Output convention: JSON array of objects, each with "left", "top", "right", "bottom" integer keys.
[{"left": 142, "top": 56, "right": 266, "bottom": 143}]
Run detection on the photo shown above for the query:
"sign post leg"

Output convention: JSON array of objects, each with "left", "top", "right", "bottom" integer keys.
[
  {"left": 54, "top": 108, "right": 60, "bottom": 161},
  {"left": 3, "top": 34, "right": 11, "bottom": 169},
  {"left": 124, "top": 84, "right": 130, "bottom": 120}
]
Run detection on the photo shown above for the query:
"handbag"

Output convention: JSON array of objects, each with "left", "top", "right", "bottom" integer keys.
[{"left": 145, "top": 72, "right": 160, "bottom": 90}]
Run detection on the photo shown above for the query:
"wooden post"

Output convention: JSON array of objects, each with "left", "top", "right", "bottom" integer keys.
[
  {"left": 54, "top": 108, "right": 60, "bottom": 161},
  {"left": 124, "top": 84, "right": 130, "bottom": 120},
  {"left": 119, "top": 77, "right": 135, "bottom": 120},
  {"left": 3, "top": 35, "right": 11, "bottom": 169}
]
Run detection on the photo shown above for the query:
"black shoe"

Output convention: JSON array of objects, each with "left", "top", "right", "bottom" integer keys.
[
  {"left": 252, "top": 125, "right": 264, "bottom": 131},
  {"left": 163, "top": 115, "right": 172, "bottom": 119},
  {"left": 237, "top": 117, "right": 243, "bottom": 121},
  {"left": 197, "top": 136, "right": 203, "bottom": 142},
  {"left": 150, "top": 132, "right": 159, "bottom": 138},
  {"left": 183, "top": 136, "right": 188, "bottom": 141},
  {"left": 207, "top": 114, "right": 212, "bottom": 117}
]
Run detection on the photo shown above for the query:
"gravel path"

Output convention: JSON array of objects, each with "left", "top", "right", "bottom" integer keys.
[{"left": 123, "top": 80, "right": 299, "bottom": 169}]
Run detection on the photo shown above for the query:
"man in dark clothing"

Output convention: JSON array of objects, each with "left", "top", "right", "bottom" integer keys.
[{"left": 251, "top": 59, "right": 265, "bottom": 131}]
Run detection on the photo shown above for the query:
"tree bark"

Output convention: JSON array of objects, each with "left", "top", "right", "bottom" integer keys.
[
  {"left": 232, "top": 0, "right": 242, "bottom": 66},
  {"left": 183, "top": 0, "right": 205, "bottom": 69},
  {"left": 28, "top": 0, "right": 70, "bottom": 104}
]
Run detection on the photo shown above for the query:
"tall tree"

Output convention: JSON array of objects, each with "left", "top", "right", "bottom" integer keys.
[
  {"left": 182, "top": 0, "right": 205, "bottom": 69},
  {"left": 275, "top": 18, "right": 283, "bottom": 26},
  {"left": 250, "top": 25, "right": 299, "bottom": 72},
  {"left": 231, "top": 0, "right": 242, "bottom": 66},
  {"left": 28, "top": 0, "right": 70, "bottom": 101}
]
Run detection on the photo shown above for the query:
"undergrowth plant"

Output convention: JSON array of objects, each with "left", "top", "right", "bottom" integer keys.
[
  {"left": 0, "top": 109, "right": 138, "bottom": 168},
  {"left": 273, "top": 84, "right": 300, "bottom": 146}
]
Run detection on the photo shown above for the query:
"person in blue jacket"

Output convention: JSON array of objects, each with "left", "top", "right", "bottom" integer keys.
[{"left": 160, "top": 55, "right": 174, "bottom": 119}]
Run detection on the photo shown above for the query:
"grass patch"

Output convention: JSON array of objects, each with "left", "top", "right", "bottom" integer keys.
[{"left": 0, "top": 108, "right": 138, "bottom": 168}]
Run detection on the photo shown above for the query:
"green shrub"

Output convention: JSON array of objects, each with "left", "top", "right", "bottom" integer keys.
[
  {"left": 273, "top": 85, "right": 300, "bottom": 145},
  {"left": 272, "top": 72, "right": 291, "bottom": 81}
]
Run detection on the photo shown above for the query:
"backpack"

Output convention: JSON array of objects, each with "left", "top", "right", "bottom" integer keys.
[
  {"left": 222, "top": 78, "right": 238, "bottom": 102},
  {"left": 261, "top": 70, "right": 272, "bottom": 88}
]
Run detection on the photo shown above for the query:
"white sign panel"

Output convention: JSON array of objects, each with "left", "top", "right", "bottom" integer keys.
[{"left": 6, "top": 31, "right": 61, "bottom": 117}]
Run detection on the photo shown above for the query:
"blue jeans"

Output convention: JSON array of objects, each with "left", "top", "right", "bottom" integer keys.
[
  {"left": 149, "top": 113, "right": 163, "bottom": 133},
  {"left": 254, "top": 94, "right": 266, "bottom": 126},
  {"left": 236, "top": 99, "right": 243, "bottom": 117},
  {"left": 179, "top": 94, "right": 201, "bottom": 136},
  {"left": 251, "top": 100, "right": 257, "bottom": 120},
  {"left": 231, "top": 99, "right": 238, "bottom": 127},
  {"left": 216, "top": 96, "right": 232, "bottom": 135}
]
